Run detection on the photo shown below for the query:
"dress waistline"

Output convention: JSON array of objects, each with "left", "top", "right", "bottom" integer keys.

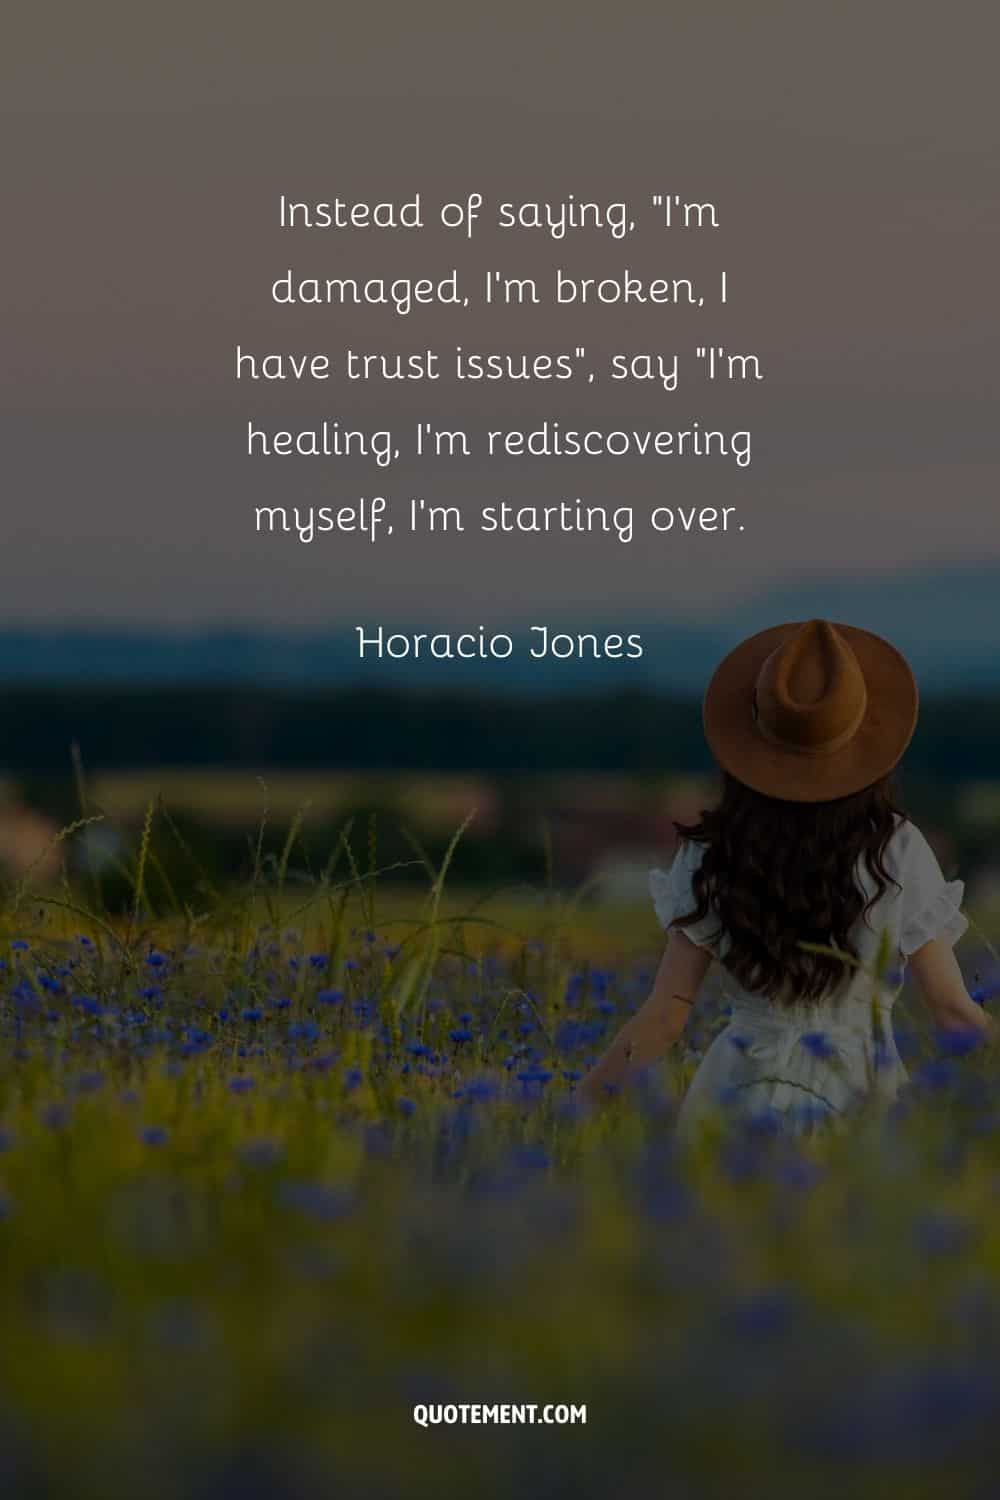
[{"left": 727, "top": 1004, "right": 892, "bottom": 1042}]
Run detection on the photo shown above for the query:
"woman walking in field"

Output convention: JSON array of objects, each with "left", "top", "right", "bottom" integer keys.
[{"left": 581, "top": 619, "right": 993, "bottom": 1137}]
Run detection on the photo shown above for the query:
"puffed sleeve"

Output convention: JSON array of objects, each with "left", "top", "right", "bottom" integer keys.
[
  {"left": 649, "top": 838, "right": 721, "bottom": 950},
  {"left": 898, "top": 822, "right": 968, "bottom": 956}
]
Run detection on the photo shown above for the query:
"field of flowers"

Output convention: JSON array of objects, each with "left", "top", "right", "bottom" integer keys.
[{"left": 4, "top": 808, "right": 1000, "bottom": 1498}]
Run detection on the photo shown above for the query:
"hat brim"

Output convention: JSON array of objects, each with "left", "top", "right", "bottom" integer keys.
[{"left": 703, "top": 621, "right": 918, "bottom": 802}]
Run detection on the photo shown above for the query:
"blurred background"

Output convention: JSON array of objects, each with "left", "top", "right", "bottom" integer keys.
[
  {"left": 5, "top": 589, "right": 1000, "bottom": 915},
  {"left": 4, "top": 0, "right": 999, "bottom": 909}
]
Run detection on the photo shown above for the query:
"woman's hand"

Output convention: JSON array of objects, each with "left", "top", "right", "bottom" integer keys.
[
  {"left": 579, "top": 929, "right": 711, "bottom": 1107},
  {"left": 908, "top": 935, "right": 997, "bottom": 1042}
]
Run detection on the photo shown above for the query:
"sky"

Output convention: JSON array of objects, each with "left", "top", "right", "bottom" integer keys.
[{"left": 3, "top": 1, "right": 999, "bottom": 631}]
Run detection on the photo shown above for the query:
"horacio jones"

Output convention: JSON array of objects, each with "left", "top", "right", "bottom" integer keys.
[{"left": 355, "top": 626, "right": 643, "bottom": 660}]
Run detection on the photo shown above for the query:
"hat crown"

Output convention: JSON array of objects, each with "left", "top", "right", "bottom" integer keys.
[{"left": 754, "top": 620, "right": 868, "bottom": 756}]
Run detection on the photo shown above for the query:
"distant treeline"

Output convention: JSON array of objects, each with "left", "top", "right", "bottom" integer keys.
[{"left": 2, "top": 684, "right": 997, "bottom": 781}]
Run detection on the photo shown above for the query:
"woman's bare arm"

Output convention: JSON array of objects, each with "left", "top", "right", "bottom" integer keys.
[
  {"left": 579, "top": 930, "right": 711, "bottom": 1106},
  {"left": 908, "top": 936, "right": 996, "bottom": 1040}
]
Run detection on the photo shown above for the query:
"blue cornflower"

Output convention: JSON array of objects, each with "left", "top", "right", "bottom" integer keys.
[
  {"left": 771, "top": 1153, "right": 824, "bottom": 1190},
  {"left": 914, "top": 1059, "right": 955, "bottom": 1090},
  {"left": 241, "top": 1007, "right": 263, "bottom": 1023},
  {"left": 181, "top": 1030, "right": 212, "bottom": 1057},
  {"left": 317, "top": 988, "right": 344, "bottom": 1006},
  {"left": 462, "top": 1076, "right": 499, "bottom": 1103},
  {"left": 145, "top": 950, "right": 168, "bottom": 968},
  {"left": 304, "top": 1053, "right": 336, "bottom": 1072},
  {"left": 554, "top": 1019, "right": 585, "bottom": 1053},
  {"left": 397, "top": 1097, "right": 416, "bottom": 1116},
  {"left": 289, "top": 1020, "right": 319, "bottom": 1043},
  {"left": 790, "top": 1101, "right": 834, "bottom": 1132},
  {"left": 746, "top": 1107, "right": 784, "bottom": 1139},
  {"left": 873, "top": 1039, "right": 894, "bottom": 1072},
  {"left": 308, "top": 954, "right": 329, "bottom": 970},
  {"left": 343, "top": 1066, "right": 363, "bottom": 1091},
  {"left": 10, "top": 939, "right": 29, "bottom": 951},
  {"left": 141, "top": 1126, "right": 168, "bottom": 1147},
  {"left": 935, "top": 1025, "right": 982, "bottom": 1058},
  {"left": 894, "top": 1023, "right": 919, "bottom": 1060},
  {"left": 516, "top": 1068, "right": 553, "bottom": 1085},
  {"left": 800, "top": 1030, "right": 837, "bottom": 1060},
  {"left": 449, "top": 1028, "right": 473, "bottom": 1044}
]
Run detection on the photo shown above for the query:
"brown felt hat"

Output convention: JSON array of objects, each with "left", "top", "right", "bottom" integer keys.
[{"left": 702, "top": 619, "right": 918, "bottom": 802}]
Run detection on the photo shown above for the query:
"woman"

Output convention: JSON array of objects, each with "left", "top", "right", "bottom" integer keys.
[{"left": 581, "top": 618, "right": 993, "bottom": 1137}]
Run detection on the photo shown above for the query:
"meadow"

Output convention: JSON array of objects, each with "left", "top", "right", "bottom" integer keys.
[{"left": 3, "top": 800, "right": 1000, "bottom": 1498}]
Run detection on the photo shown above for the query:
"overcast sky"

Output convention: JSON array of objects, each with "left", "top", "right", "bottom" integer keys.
[{"left": 4, "top": 1, "right": 998, "bottom": 630}]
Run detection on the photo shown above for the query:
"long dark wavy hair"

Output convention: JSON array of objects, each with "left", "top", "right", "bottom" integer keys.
[{"left": 672, "top": 772, "right": 904, "bottom": 1005}]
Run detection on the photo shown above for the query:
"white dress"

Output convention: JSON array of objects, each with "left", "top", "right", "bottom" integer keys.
[{"left": 650, "top": 818, "right": 968, "bottom": 1139}]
